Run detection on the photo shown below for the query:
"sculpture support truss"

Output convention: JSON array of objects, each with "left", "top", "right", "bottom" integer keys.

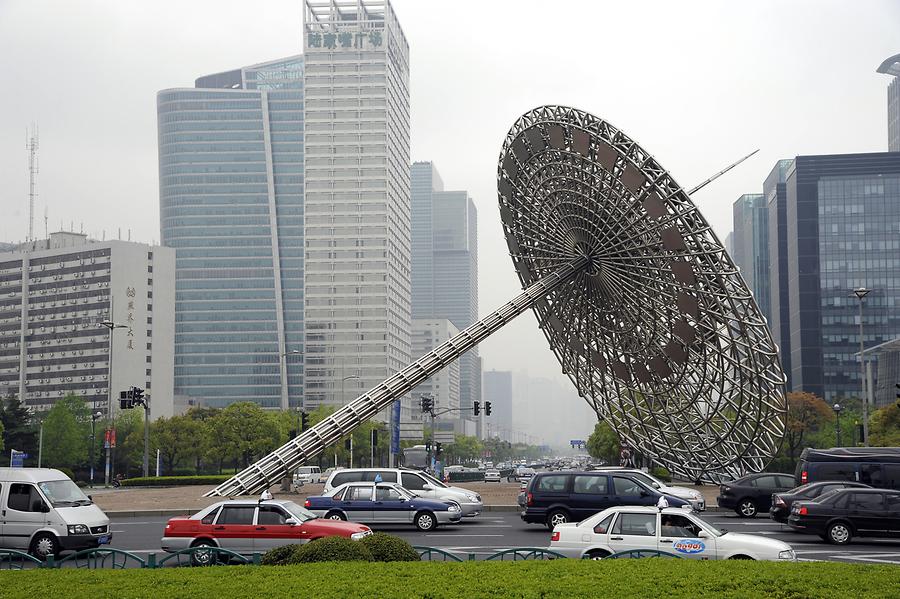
[{"left": 207, "top": 106, "right": 785, "bottom": 497}]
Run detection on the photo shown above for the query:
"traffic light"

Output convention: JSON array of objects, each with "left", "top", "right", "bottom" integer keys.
[
  {"left": 132, "top": 387, "right": 144, "bottom": 404},
  {"left": 435, "top": 442, "right": 443, "bottom": 457},
  {"left": 856, "top": 422, "right": 865, "bottom": 444},
  {"left": 420, "top": 395, "right": 433, "bottom": 413},
  {"left": 473, "top": 401, "right": 480, "bottom": 416},
  {"left": 289, "top": 429, "right": 297, "bottom": 440},
  {"left": 301, "top": 411, "right": 309, "bottom": 431},
  {"left": 484, "top": 401, "right": 492, "bottom": 416},
  {"left": 372, "top": 428, "right": 378, "bottom": 447},
  {"left": 425, "top": 442, "right": 432, "bottom": 454},
  {"left": 119, "top": 390, "right": 132, "bottom": 410},
  {"left": 345, "top": 438, "right": 352, "bottom": 451}
]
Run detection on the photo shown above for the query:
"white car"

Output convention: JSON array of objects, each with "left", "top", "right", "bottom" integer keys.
[
  {"left": 596, "top": 468, "right": 705, "bottom": 511},
  {"left": 484, "top": 470, "right": 501, "bottom": 483},
  {"left": 550, "top": 506, "right": 796, "bottom": 561}
]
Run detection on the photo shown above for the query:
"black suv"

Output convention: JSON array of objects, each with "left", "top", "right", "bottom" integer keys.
[
  {"left": 716, "top": 472, "right": 794, "bottom": 517},
  {"left": 770, "top": 481, "right": 870, "bottom": 523},
  {"left": 521, "top": 471, "right": 689, "bottom": 529},
  {"left": 788, "top": 488, "right": 900, "bottom": 544}
]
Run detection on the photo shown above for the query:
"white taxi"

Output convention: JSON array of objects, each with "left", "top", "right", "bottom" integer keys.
[{"left": 549, "top": 506, "right": 795, "bottom": 561}]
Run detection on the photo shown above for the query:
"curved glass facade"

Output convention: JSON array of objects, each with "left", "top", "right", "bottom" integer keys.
[{"left": 158, "top": 56, "right": 304, "bottom": 409}]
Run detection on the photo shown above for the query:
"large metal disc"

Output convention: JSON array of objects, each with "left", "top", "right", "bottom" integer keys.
[{"left": 497, "top": 105, "right": 786, "bottom": 482}]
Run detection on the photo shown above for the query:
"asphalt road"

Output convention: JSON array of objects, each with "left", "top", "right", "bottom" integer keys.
[{"left": 104, "top": 511, "right": 900, "bottom": 564}]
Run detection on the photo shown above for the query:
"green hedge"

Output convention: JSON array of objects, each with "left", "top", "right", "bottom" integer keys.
[
  {"left": 448, "top": 471, "right": 485, "bottom": 482},
  {"left": 290, "top": 536, "right": 372, "bottom": 563},
  {"left": 0, "top": 560, "right": 895, "bottom": 598},
  {"left": 119, "top": 475, "right": 231, "bottom": 487},
  {"left": 359, "top": 532, "right": 420, "bottom": 562}
]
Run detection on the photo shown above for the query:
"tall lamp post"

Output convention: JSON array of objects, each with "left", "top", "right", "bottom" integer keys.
[
  {"left": 341, "top": 373, "right": 360, "bottom": 467},
  {"left": 89, "top": 411, "right": 103, "bottom": 487},
  {"left": 98, "top": 318, "right": 127, "bottom": 486},
  {"left": 832, "top": 403, "right": 843, "bottom": 447},
  {"left": 852, "top": 287, "right": 871, "bottom": 446}
]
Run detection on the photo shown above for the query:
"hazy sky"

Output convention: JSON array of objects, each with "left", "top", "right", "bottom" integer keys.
[{"left": 0, "top": 1, "right": 897, "bottom": 419}]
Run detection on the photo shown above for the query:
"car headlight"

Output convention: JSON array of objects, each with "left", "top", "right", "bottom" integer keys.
[
  {"left": 465, "top": 494, "right": 479, "bottom": 503},
  {"left": 778, "top": 549, "right": 795, "bottom": 560},
  {"left": 350, "top": 531, "right": 371, "bottom": 541},
  {"left": 690, "top": 491, "right": 702, "bottom": 500},
  {"left": 67, "top": 524, "right": 89, "bottom": 535},
  {"left": 448, "top": 504, "right": 461, "bottom": 512}
]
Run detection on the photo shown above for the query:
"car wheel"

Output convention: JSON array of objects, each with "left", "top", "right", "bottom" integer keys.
[
  {"left": 586, "top": 549, "right": 610, "bottom": 560},
  {"left": 728, "top": 554, "right": 754, "bottom": 560},
  {"left": 826, "top": 522, "right": 852, "bottom": 545},
  {"left": 547, "top": 509, "right": 569, "bottom": 530},
  {"left": 29, "top": 533, "right": 59, "bottom": 561},
  {"left": 415, "top": 511, "right": 437, "bottom": 531},
  {"left": 736, "top": 499, "right": 758, "bottom": 518},
  {"left": 189, "top": 539, "right": 217, "bottom": 566},
  {"left": 325, "top": 511, "right": 346, "bottom": 521}
]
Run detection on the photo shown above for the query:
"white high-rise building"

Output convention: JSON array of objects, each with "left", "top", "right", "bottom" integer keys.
[
  {"left": 411, "top": 318, "right": 460, "bottom": 411},
  {"left": 302, "top": 0, "right": 411, "bottom": 421},
  {"left": 0, "top": 232, "right": 175, "bottom": 419}
]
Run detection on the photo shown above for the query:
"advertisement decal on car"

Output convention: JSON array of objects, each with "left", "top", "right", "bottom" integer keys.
[{"left": 672, "top": 539, "right": 705, "bottom": 554}]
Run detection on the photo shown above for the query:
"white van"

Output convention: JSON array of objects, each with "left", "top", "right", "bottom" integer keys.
[
  {"left": 0, "top": 468, "right": 112, "bottom": 559},
  {"left": 293, "top": 466, "right": 323, "bottom": 485}
]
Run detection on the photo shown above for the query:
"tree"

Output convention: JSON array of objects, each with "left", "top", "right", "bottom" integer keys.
[
  {"left": 112, "top": 409, "right": 145, "bottom": 477},
  {"left": 783, "top": 391, "right": 833, "bottom": 464},
  {"left": 869, "top": 403, "right": 900, "bottom": 447},
  {"left": 586, "top": 420, "right": 620, "bottom": 464},
  {"left": 42, "top": 394, "right": 90, "bottom": 470},
  {"left": 0, "top": 394, "right": 38, "bottom": 461},
  {"left": 209, "top": 402, "right": 279, "bottom": 468},
  {"left": 152, "top": 415, "right": 202, "bottom": 474}
]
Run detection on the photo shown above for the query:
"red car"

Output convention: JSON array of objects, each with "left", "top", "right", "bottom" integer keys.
[{"left": 161, "top": 498, "right": 371, "bottom": 562}]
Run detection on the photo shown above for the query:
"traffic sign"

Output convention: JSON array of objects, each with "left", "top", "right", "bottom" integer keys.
[{"left": 9, "top": 449, "right": 28, "bottom": 468}]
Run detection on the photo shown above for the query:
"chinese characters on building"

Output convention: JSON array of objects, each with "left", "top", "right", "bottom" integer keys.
[
  {"left": 126, "top": 286, "right": 136, "bottom": 350},
  {"left": 307, "top": 29, "right": 383, "bottom": 49}
]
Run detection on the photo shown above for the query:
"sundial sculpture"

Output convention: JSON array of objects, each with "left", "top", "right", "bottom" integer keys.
[{"left": 207, "top": 106, "right": 786, "bottom": 497}]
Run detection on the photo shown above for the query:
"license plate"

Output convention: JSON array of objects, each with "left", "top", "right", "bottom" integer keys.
[{"left": 98, "top": 535, "right": 110, "bottom": 545}]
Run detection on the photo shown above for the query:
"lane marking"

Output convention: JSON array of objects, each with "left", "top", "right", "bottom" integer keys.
[{"left": 424, "top": 534, "right": 506, "bottom": 537}]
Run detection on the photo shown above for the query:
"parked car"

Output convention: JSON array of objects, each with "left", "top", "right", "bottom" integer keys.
[
  {"left": 788, "top": 487, "right": 900, "bottom": 544},
  {"left": 770, "top": 481, "right": 870, "bottom": 523},
  {"left": 0, "top": 467, "right": 112, "bottom": 559},
  {"left": 795, "top": 447, "right": 900, "bottom": 489},
  {"left": 521, "top": 471, "right": 690, "bottom": 529},
  {"left": 595, "top": 468, "right": 705, "bottom": 511},
  {"left": 550, "top": 506, "right": 795, "bottom": 561},
  {"left": 508, "top": 467, "right": 536, "bottom": 483},
  {"left": 716, "top": 473, "right": 795, "bottom": 517},
  {"left": 323, "top": 468, "right": 482, "bottom": 517},
  {"left": 305, "top": 482, "right": 462, "bottom": 531},
  {"left": 484, "top": 470, "right": 501, "bottom": 483},
  {"left": 293, "top": 466, "right": 323, "bottom": 485},
  {"left": 161, "top": 498, "right": 371, "bottom": 563}
]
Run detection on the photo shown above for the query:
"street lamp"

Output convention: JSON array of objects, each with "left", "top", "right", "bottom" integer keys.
[
  {"left": 852, "top": 287, "right": 871, "bottom": 446},
  {"left": 89, "top": 411, "right": 103, "bottom": 487},
  {"left": 341, "top": 374, "right": 360, "bottom": 467},
  {"left": 832, "top": 403, "right": 843, "bottom": 447},
  {"left": 98, "top": 318, "right": 127, "bottom": 486}
]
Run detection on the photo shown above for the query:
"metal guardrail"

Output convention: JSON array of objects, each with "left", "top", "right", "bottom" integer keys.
[
  {"left": 599, "top": 549, "right": 682, "bottom": 560},
  {"left": 484, "top": 548, "right": 568, "bottom": 561},
  {"left": 56, "top": 548, "right": 147, "bottom": 569},
  {"left": 412, "top": 546, "right": 464, "bottom": 562},
  {"left": 0, "top": 549, "right": 43, "bottom": 570}
]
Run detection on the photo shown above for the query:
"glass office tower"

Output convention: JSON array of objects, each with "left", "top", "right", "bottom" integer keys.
[
  {"left": 732, "top": 193, "right": 770, "bottom": 321},
  {"left": 876, "top": 53, "right": 900, "bottom": 152},
  {"left": 785, "top": 152, "right": 900, "bottom": 400},
  {"left": 157, "top": 56, "right": 304, "bottom": 409}
]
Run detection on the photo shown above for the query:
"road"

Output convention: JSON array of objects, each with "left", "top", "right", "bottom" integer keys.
[{"left": 105, "top": 511, "right": 900, "bottom": 564}]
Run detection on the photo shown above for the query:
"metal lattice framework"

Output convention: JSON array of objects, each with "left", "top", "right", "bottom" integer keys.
[
  {"left": 206, "top": 105, "right": 785, "bottom": 497},
  {"left": 498, "top": 106, "right": 786, "bottom": 482}
]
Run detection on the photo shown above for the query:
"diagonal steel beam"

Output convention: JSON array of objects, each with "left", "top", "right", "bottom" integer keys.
[{"left": 205, "top": 256, "right": 587, "bottom": 497}]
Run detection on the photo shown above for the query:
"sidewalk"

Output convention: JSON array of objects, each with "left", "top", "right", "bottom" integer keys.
[{"left": 91, "top": 481, "right": 725, "bottom": 517}]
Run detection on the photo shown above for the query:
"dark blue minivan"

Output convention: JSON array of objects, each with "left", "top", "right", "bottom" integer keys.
[{"left": 521, "top": 471, "right": 690, "bottom": 529}]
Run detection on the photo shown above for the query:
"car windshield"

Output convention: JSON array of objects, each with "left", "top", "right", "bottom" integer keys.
[
  {"left": 695, "top": 517, "right": 724, "bottom": 537},
  {"left": 281, "top": 501, "right": 318, "bottom": 522},
  {"left": 788, "top": 483, "right": 814, "bottom": 495},
  {"left": 419, "top": 471, "right": 448, "bottom": 489},
  {"left": 627, "top": 471, "right": 661, "bottom": 488},
  {"left": 37, "top": 480, "right": 91, "bottom": 507}
]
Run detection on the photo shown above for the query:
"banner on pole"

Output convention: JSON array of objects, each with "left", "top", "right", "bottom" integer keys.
[{"left": 391, "top": 401, "right": 401, "bottom": 455}]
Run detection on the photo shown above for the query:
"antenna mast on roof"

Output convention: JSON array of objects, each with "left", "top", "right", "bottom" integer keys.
[{"left": 25, "top": 124, "right": 39, "bottom": 242}]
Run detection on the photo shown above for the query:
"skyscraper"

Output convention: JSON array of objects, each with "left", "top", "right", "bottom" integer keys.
[
  {"left": 157, "top": 56, "right": 305, "bottom": 410},
  {"left": 876, "top": 53, "right": 900, "bottom": 152},
  {"left": 410, "top": 161, "right": 480, "bottom": 428},
  {"left": 483, "top": 369, "right": 512, "bottom": 441},
  {"left": 731, "top": 193, "right": 770, "bottom": 320},
  {"left": 302, "top": 0, "right": 411, "bottom": 420},
  {"left": 765, "top": 159, "right": 793, "bottom": 389},
  {"left": 781, "top": 152, "right": 900, "bottom": 400}
]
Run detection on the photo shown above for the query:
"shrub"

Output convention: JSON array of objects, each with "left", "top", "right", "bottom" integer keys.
[
  {"left": 120, "top": 475, "right": 231, "bottom": 487},
  {"left": 290, "top": 536, "right": 373, "bottom": 563},
  {"left": 359, "top": 532, "right": 420, "bottom": 562},
  {"left": 650, "top": 467, "right": 672, "bottom": 483},
  {"left": 260, "top": 544, "right": 302, "bottom": 566}
]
